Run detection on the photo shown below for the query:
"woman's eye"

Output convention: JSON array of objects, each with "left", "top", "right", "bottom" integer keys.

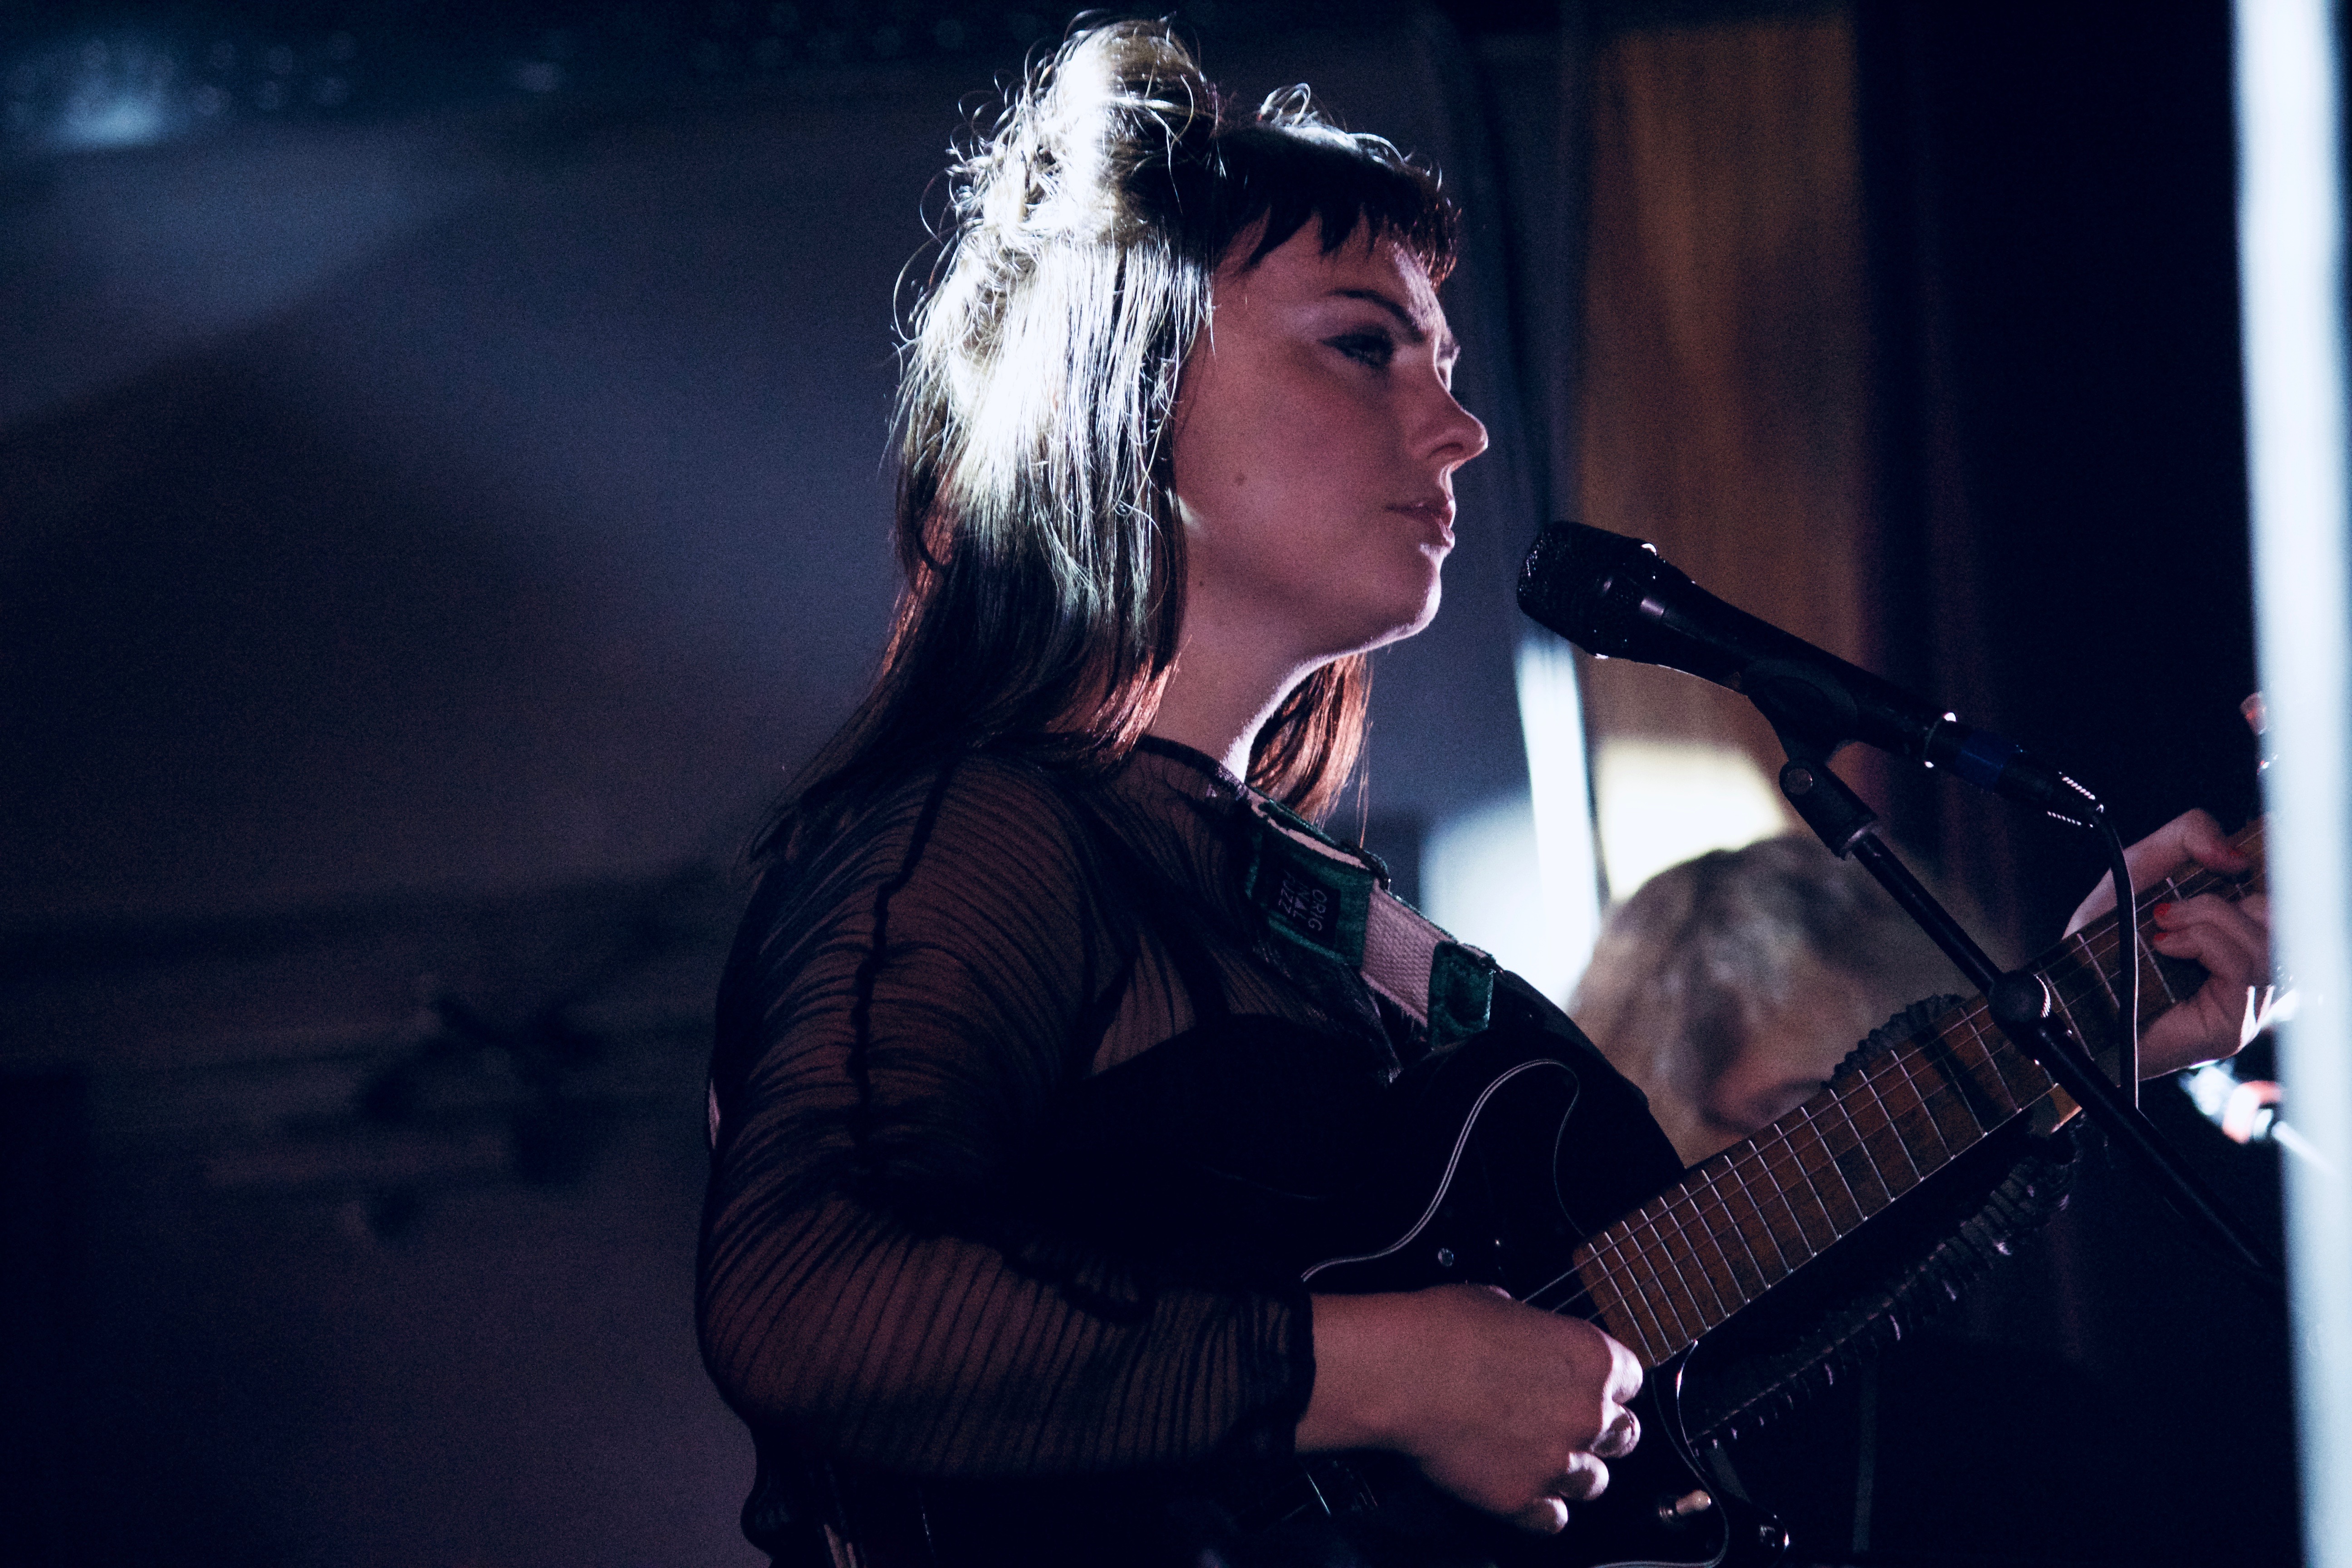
[{"left": 1328, "top": 331, "right": 1396, "bottom": 369}]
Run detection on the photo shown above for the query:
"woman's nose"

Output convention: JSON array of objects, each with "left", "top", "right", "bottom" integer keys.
[{"left": 1431, "top": 388, "right": 1489, "bottom": 468}]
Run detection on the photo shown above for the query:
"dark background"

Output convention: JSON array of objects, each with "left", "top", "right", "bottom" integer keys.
[{"left": 0, "top": 1, "right": 2295, "bottom": 1564}]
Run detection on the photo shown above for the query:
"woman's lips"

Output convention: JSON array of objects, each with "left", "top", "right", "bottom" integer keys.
[{"left": 1392, "top": 498, "right": 1456, "bottom": 547}]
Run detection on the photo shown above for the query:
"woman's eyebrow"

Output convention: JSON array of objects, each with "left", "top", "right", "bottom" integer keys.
[{"left": 1329, "top": 287, "right": 1461, "bottom": 361}]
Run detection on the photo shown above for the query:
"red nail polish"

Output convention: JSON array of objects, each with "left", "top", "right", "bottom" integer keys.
[{"left": 2153, "top": 902, "right": 2174, "bottom": 922}]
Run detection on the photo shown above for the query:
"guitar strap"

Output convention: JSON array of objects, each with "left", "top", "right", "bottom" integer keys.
[{"left": 1239, "top": 793, "right": 1499, "bottom": 1049}]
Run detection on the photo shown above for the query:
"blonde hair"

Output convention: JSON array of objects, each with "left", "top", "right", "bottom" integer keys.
[
  {"left": 1572, "top": 836, "right": 1963, "bottom": 1127},
  {"left": 767, "top": 21, "right": 1457, "bottom": 852}
]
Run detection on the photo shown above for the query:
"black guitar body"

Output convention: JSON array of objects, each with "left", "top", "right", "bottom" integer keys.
[
  {"left": 1265, "top": 980, "right": 1773, "bottom": 1568},
  {"left": 850, "top": 976, "right": 1784, "bottom": 1568}
]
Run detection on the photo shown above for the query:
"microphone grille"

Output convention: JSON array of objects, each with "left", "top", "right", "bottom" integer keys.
[{"left": 1516, "top": 521, "right": 1663, "bottom": 656}]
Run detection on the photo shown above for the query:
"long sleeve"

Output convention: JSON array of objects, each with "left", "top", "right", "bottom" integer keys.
[{"left": 697, "top": 754, "right": 1314, "bottom": 1478}]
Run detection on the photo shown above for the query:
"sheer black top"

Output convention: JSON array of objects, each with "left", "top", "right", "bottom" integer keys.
[{"left": 699, "top": 739, "right": 1417, "bottom": 1501}]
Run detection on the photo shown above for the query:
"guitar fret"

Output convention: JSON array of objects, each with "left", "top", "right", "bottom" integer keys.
[
  {"left": 2131, "top": 923, "right": 2169, "bottom": 1014},
  {"left": 1661, "top": 1176, "right": 1746, "bottom": 1324},
  {"left": 1686, "top": 1173, "right": 1758, "bottom": 1316},
  {"left": 2078, "top": 958, "right": 2125, "bottom": 1026},
  {"left": 1652, "top": 1190, "right": 1737, "bottom": 1326},
  {"left": 1630, "top": 1202, "right": 1700, "bottom": 1348},
  {"left": 1722, "top": 1149, "right": 1797, "bottom": 1284},
  {"left": 1590, "top": 1272, "right": 1638, "bottom": 1361},
  {"left": 2146, "top": 890, "right": 2187, "bottom": 1009},
  {"left": 1769, "top": 1133, "right": 1834, "bottom": 1260},
  {"left": 1855, "top": 1063, "right": 1924, "bottom": 1192},
  {"left": 1749, "top": 1128, "right": 1834, "bottom": 1260},
  {"left": 1957, "top": 1011, "right": 2032, "bottom": 1123},
  {"left": 1967, "top": 1007, "right": 2050, "bottom": 1107},
  {"left": 1911, "top": 1030, "right": 1996, "bottom": 1148},
  {"left": 1720, "top": 1144, "right": 1784, "bottom": 1272},
  {"left": 1655, "top": 1195, "right": 1724, "bottom": 1343},
  {"left": 2072, "top": 928, "right": 2119, "bottom": 1012},
  {"left": 1695, "top": 1162, "right": 1772, "bottom": 1300},
  {"left": 2149, "top": 877, "right": 2189, "bottom": 1008},
  {"left": 1646, "top": 1194, "right": 1721, "bottom": 1344},
  {"left": 1589, "top": 1223, "right": 1661, "bottom": 1357},
  {"left": 1603, "top": 1228, "right": 1673, "bottom": 1362},
  {"left": 2052, "top": 935, "right": 2112, "bottom": 1037},
  {"left": 1593, "top": 1240, "right": 1661, "bottom": 1364},
  {"left": 2046, "top": 960, "right": 2103, "bottom": 1046},
  {"left": 1790, "top": 1102, "right": 1864, "bottom": 1236},
  {"left": 1910, "top": 1064, "right": 1973, "bottom": 1152},
  {"left": 1825, "top": 1082, "right": 1895, "bottom": 1216},
  {"left": 1886, "top": 1049, "right": 1957, "bottom": 1171},
  {"left": 1590, "top": 1264, "right": 1658, "bottom": 1367}
]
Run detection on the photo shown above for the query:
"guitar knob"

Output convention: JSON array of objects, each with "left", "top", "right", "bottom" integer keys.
[{"left": 1434, "top": 1247, "right": 1456, "bottom": 1269}]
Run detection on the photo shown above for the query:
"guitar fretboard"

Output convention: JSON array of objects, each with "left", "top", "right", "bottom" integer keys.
[{"left": 1544, "top": 822, "right": 2266, "bottom": 1367}]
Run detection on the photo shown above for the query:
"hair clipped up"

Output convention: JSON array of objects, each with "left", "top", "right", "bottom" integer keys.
[
  {"left": 964, "top": 25, "right": 1210, "bottom": 244},
  {"left": 766, "top": 21, "right": 1459, "bottom": 853}
]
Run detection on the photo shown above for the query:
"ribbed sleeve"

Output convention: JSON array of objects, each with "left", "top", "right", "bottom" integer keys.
[{"left": 699, "top": 749, "right": 1322, "bottom": 1478}]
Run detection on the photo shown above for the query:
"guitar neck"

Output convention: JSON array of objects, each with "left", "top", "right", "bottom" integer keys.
[{"left": 1556, "top": 821, "right": 2268, "bottom": 1368}]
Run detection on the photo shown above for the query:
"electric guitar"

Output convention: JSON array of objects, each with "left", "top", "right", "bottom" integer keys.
[
  {"left": 840, "top": 821, "right": 2265, "bottom": 1567},
  {"left": 1240, "top": 816, "right": 2269, "bottom": 1567}
]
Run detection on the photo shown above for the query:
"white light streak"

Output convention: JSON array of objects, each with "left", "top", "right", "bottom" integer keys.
[
  {"left": 2235, "top": 1, "right": 2352, "bottom": 1562},
  {"left": 1515, "top": 636, "right": 1605, "bottom": 1000},
  {"left": 1422, "top": 792, "right": 1556, "bottom": 999}
]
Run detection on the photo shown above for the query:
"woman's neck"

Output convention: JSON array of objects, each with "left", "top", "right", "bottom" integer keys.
[{"left": 1147, "top": 636, "right": 1309, "bottom": 779}]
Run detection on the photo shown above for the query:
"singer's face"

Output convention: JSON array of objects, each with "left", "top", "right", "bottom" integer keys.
[{"left": 1170, "top": 224, "right": 1488, "bottom": 671}]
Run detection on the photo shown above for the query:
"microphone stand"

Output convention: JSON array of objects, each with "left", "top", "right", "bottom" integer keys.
[{"left": 1769, "top": 731, "right": 2284, "bottom": 1299}]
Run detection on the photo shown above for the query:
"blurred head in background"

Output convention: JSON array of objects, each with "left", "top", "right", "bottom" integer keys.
[{"left": 1573, "top": 835, "right": 1965, "bottom": 1166}]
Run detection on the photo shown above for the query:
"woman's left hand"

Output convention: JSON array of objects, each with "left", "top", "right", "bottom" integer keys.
[{"left": 2064, "top": 808, "right": 2271, "bottom": 1078}]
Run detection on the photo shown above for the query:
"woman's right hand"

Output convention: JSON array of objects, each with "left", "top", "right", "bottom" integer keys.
[{"left": 1297, "top": 1284, "right": 1644, "bottom": 1533}]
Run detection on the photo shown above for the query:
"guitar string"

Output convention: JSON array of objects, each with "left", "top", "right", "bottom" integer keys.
[
  {"left": 1531, "top": 833, "right": 2264, "bottom": 1348},
  {"left": 1597, "top": 826, "right": 2260, "bottom": 1272},
  {"left": 1549, "top": 1018, "right": 2013, "bottom": 1342},
  {"left": 1545, "top": 837, "right": 2263, "bottom": 1346},
  {"left": 1557, "top": 980, "right": 2083, "bottom": 1343},
  {"left": 1543, "top": 830, "right": 2262, "bottom": 1337},
  {"left": 1574, "top": 818, "right": 2265, "bottom": 1309},
  {"left": 1534, "top": 1010, "right": 2039, "bottom": 1353}
]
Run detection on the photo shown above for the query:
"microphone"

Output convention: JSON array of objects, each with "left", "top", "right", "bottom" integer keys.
[{"left": 1517, "top": 521, "right": 2085, "bottom": 818}]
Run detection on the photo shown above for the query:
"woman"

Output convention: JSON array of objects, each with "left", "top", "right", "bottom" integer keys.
[{"left": 699, "top": 22, "right": 2264, "bottom": 1568}]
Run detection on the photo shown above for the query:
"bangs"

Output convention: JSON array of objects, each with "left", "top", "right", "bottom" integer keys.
[{"left": 1206, "top": 123, "right": 1460, "bottom": 284}]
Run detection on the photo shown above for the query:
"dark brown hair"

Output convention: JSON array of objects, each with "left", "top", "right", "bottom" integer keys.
[{"left": 764, "top": 20, "right": 1458, "bottom": 854}]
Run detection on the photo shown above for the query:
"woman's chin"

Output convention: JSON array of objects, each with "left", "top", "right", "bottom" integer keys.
[
  {"left": 1392, "top": 574, "right": 1445, "bottom": 639},
  {"left": 1344, "top": 584, "right": 1444, "bottom": 656}
]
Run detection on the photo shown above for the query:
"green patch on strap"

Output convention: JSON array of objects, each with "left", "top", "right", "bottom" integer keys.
[
  {"left": 1245, "top": 815, "right": 1372, "bottom": 967},
  {"left": 1428, "top": 940, "right": 1498, "bottom": 1047}
]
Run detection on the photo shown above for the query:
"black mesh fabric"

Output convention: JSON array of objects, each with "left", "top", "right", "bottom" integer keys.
[{"left": 699, "top": 739, "right": 1410, "bottom": 1513}]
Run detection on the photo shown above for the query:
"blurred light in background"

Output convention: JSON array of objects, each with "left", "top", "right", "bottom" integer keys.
[
  {"left": 1425, "top": 657, "right": 1795, "bottom": 1006},
  {"left": 1591, "top": 736, "right": 1786, "bottom": 902},
  {"left": 2234, "top": 0, "right": 2352, "bottom": 1563},
  {"left": 0, "top": 6, "right": 1170, "bottom": 165},
  {"left": 30, "top": 35, "right": 176, "bottom": 151},
  {"left": 1515, "top": 635, "right": 1603, "bottom": 1000},
  {"left": 1422, "top": 790, "right": 1555, "bottom": 1001}
]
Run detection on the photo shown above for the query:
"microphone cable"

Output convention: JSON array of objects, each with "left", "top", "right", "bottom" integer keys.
[{"left": 2092, "top": 800, "right": 2139, "bottom": 1105}]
